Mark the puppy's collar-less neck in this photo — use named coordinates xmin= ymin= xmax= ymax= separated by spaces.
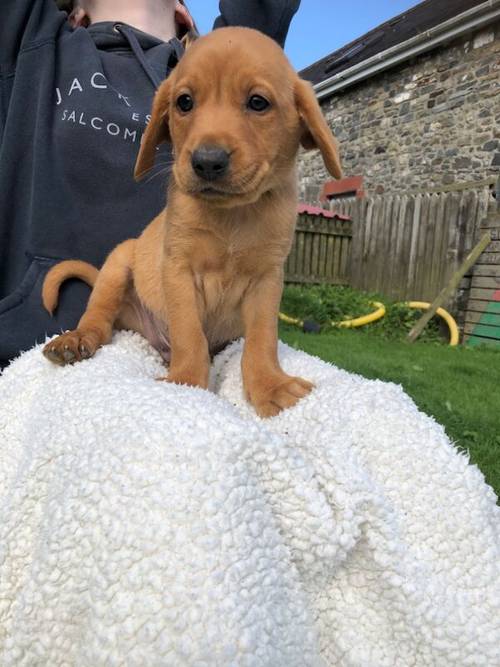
xmin=168 ymin=179 xmax=297 ymax=233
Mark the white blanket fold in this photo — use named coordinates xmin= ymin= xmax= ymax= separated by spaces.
xmin=0 ymin=332 xmax=499 ymax=666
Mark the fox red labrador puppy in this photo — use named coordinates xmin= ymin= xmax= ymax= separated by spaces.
xmin=42 ymin=27 xmax=342 ymax=417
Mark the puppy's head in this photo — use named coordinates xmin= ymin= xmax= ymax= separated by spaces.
xmin=135 ymin=27 xmax=342 ymax=206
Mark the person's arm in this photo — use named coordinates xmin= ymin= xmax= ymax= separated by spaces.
xmin=1 ymin=1 xmax=63 ymax=142
xmin=1 ymin=0 xmax=62 ymax=71
xmin=213 ymin=0 xmax=301 ymax=48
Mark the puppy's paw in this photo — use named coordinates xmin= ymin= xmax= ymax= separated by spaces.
xmin=157 ymin=368 xmax=209 ymax=390
xmin=43 ymin=329 xmax=101 ymax=366
xmin=247 ymin=374 xmax=314 ymax=418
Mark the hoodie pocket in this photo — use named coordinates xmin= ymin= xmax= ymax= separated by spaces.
xmin=0 ymin=256 xmax=91 ymax=363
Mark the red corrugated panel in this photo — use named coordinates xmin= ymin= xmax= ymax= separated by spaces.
xmin=297 ymin=203 xmax=351 ymax=220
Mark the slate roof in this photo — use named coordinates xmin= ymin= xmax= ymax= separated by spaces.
xmin=299 ymin=0 xmax=488 ymax=85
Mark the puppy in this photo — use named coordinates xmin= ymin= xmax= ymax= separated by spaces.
xmin=42 ymin=27 xmax=342 ymax=417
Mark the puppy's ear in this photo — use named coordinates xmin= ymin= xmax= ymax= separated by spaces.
xmin=134 ymin=79 xmax=172 ymax=181
xmin=180 ymin=29 xmax=198 ymax=51
xmin=295 ymin=78 xmax=342 ymax=180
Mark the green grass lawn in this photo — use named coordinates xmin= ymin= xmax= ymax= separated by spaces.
xmin=279 ymin=325 xmax=500 ymax=497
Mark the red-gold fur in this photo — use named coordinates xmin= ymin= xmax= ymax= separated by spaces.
xmin=42 ymin=27 xmax=341 ymax=417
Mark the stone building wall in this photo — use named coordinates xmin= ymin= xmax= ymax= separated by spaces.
xmin=298 ymin=22 xmax=500 ymax=202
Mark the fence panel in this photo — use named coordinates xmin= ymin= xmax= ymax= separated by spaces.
xmin=342 ymin=188 xmax=492 ymax=307
xmin=285 ymin=212 xmax=352 ymax=284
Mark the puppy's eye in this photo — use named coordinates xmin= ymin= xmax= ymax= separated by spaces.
xmin=176 ymin=94 xmax=194 ymax=113
xmin=247 ymin=95 xmax=271 ymax=113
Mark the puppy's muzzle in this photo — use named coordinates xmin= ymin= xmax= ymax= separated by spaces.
xmin=191 ymin=145 xmax=230 ymax=182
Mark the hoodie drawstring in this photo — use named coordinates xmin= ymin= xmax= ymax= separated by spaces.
xmin=115 ymin=23 xmax=184 ymax=90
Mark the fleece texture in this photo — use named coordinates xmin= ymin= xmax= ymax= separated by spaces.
xmin=0 ymin=331 xmax=499 ymax=666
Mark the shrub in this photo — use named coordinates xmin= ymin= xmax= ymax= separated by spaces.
xmin=280 ymin=284 xmax=442 ymax=342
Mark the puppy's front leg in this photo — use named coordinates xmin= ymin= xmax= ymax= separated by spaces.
xmin=160 ymin=266 xmax=210 ymax=389
xmin=241 ymin=270 xmax=313 ymax=418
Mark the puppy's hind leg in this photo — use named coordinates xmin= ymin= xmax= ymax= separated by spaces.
xmin=44 ymin=240 xmax=135 ymax=366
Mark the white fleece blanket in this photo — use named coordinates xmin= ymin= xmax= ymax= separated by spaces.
xmin=0 ymin=332 xmax=499 ymax=667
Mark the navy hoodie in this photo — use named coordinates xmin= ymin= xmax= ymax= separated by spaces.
xmin=0 ymin=0 xmax=300 ymax=367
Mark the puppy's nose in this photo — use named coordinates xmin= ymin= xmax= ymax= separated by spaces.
xmin=191 ymin=145 xmax=230 ymax=181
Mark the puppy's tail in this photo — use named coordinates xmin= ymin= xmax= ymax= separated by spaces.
xmin=42 ymin=260 xmax=99 ymax=315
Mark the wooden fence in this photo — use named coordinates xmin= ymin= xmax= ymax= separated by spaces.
xmin=287 ymin=185 xmax=499 ymax=343
xmin=345 ymin=189 xmax=491 ymax=308
xmin=285 ymin=208 xmax=352 ymax=285
xmin=290 ymin=186 xmax=493 ymax=298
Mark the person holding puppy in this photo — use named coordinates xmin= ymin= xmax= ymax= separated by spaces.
xmin=0 ymin=0 xmax=300 ymax=369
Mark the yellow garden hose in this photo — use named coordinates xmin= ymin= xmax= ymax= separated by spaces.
xmin=336 ymin=301 xmax=386 ymax=328
xmin=278 ymin=312 xmax=305 ymax=327
xmin=279 ymin=300 xmax=459 ymax=346
xmin=279 ymin=301 xmax=385 ymax=329
xmin=405 ymin=301 xmax=459 ymax=346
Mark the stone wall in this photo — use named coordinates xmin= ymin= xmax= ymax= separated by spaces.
xmin=298 ymin=21 xmax=500 ymax=202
